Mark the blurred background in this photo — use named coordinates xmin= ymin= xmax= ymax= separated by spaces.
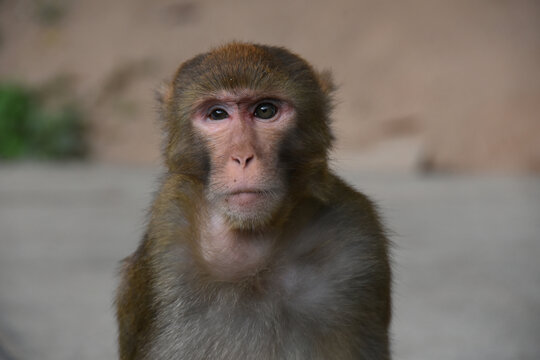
xmin=0 ymin=0 xmax=539 ymax=359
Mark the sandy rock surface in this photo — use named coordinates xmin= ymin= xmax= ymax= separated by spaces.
xmin=0 ymin=0 xmax=539 ymax=172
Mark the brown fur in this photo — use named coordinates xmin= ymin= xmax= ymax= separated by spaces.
xmin=116 ymin=42 xmax=391 ymax=360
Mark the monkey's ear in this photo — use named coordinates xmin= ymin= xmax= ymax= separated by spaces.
xmin=316 ymin=70 xmax=336 ymax=96
xmin=155 ymin=81 xmax=173 ymax=107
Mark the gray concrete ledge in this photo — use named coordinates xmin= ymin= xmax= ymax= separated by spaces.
xmin=0 ymin=164 xmax=539 ymax=360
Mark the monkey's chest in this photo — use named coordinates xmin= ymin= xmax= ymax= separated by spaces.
xmin=149 ymin=259 xmax=355 ymax=360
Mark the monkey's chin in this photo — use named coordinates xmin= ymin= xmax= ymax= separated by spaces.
xmin=222 ymin=192 xmax=281 ymax=230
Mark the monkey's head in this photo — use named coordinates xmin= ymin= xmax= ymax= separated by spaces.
xmin=159 ymin=42 xmax=335 ymax=230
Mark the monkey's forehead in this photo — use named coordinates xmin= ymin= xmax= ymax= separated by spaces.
xmin=172 ymin=42 xmax=320 ymax=95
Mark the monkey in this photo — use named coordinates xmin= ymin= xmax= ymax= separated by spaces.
xmin=115 ymin=42 xmax=392 ymax=360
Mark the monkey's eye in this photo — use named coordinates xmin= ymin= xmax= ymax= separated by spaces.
xmin=254 ymin=103 xmax=277 ymax=120
xmin=209 ymin=108 xmax=229 ymax=121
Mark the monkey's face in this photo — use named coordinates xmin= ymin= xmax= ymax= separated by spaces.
xmin=161 ymin=43 xmax=335 ymax=229
xmin=192 ymin=90 xmax=295 ymax=230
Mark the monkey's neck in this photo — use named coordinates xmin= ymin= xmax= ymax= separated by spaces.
xmin=198 ymin=212 xmax=277 ymax=281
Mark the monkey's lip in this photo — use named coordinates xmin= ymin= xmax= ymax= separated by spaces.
xmin=225 ymin=190 xmax=267 ymax=205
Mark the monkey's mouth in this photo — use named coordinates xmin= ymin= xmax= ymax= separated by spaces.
xmin=223 ymin=189 xmax=275 ymax=209
xmin=226 ymin=190 xmax=266 ymax=205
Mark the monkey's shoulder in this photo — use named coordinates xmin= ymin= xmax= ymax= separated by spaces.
xmin=115 ymin=239 xmax=158 ymax=359
xmin=312 ymin=174 xmax=386 ymax=241
xmin=275 ymin=180 xmax=389 ymax=308
xmin=116 ymin=237 xmax=157 ymax=309
xmin=284 ymin=195 xmax=387 ymax=273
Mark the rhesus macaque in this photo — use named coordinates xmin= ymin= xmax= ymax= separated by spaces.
xmin=116 ymin=42 xmax=391 ymax=360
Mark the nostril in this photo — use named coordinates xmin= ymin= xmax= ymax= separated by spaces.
xmin=232 ymin=156 xmax=242 ymax=165
xmin=231 ymin=154 xmax=254 ymax=168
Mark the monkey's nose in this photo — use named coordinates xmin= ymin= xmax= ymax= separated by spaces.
xmin=231 ymin=154 xmax=254 ymax=168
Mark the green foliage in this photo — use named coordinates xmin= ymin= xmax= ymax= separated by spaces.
xmin=0 ymin=83 xmax=87 ymax=160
